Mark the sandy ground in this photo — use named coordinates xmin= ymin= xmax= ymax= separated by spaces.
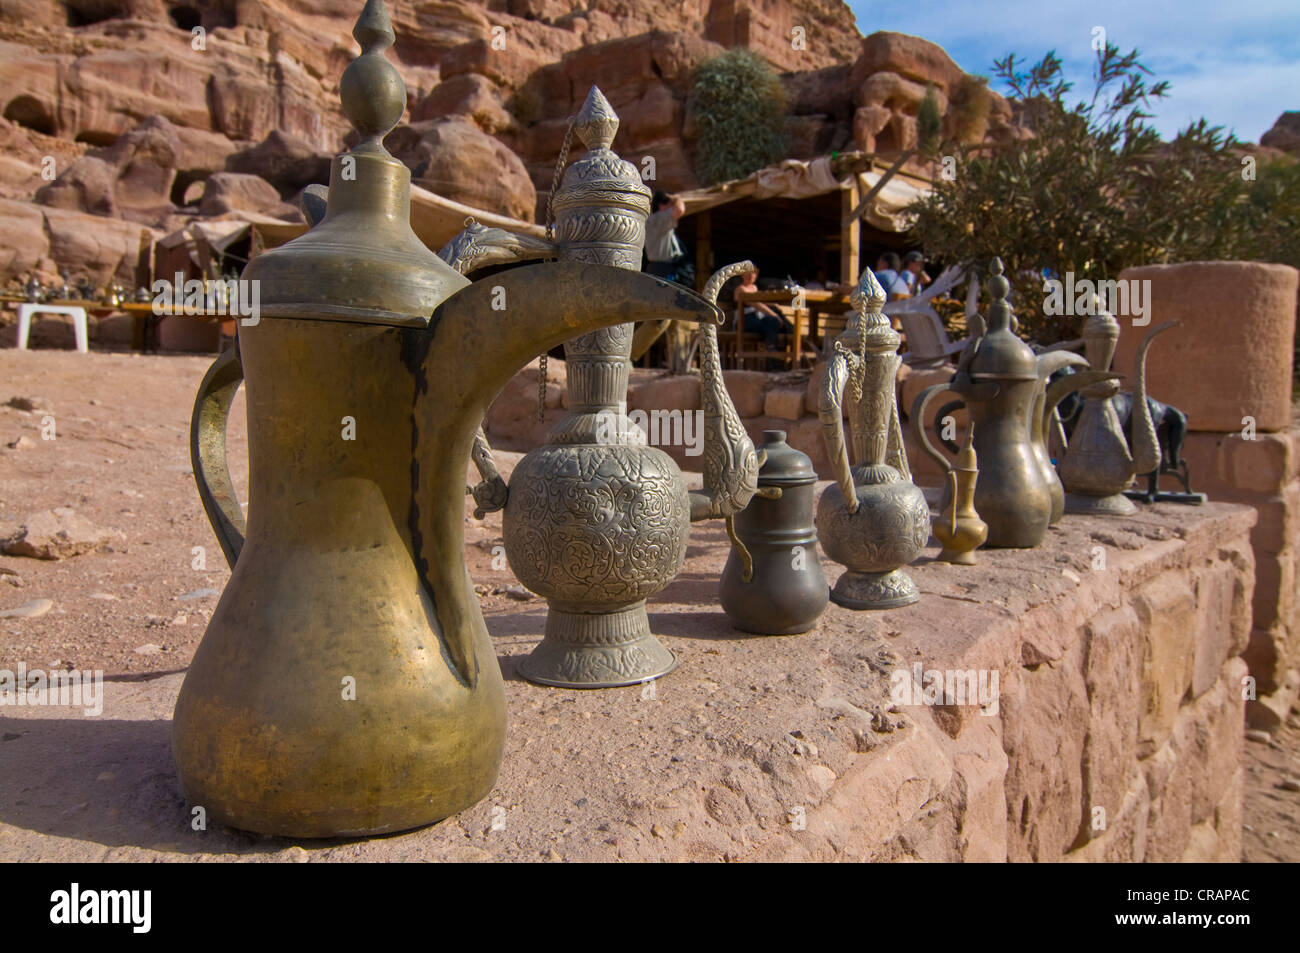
xmin=0 ymin=346 xmax=1296 ymax=861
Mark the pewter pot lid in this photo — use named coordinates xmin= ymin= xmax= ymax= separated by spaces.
xmin=757 ymin=430 xmax=817 ymax=487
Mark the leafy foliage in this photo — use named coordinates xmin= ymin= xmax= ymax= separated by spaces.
xmin=688 ymin=49 xmax=788 ymax=186
xmin=907 ymin=43 xmax=1300 ymax=347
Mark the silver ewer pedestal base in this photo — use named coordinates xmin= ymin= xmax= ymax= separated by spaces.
xmin=517 ymin=601 xmax=678 ymax=689
xmin=1063 ymin=491 xmax=1138 ymax=516
xmin=829 ymin=568 xmax=919 ymax=610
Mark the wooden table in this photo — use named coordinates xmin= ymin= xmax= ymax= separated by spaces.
xmin=733 ymin=289 xmax=813 ymax=369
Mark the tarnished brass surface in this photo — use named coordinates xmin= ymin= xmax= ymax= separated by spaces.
xmin=816 ymin=271 xmax=930 ymax=610
xmin=179 ymin=0 xmax=723 ymax=836
xmin=484 ymin=88 xmax=751 ymax=689
xmin=932 ymin=424 xmax=987 ymax=565
xmin=1060 ymin=309 xmax=1178 ymax=515
xmin=910 ymin=259 xmax=1108 ymax=548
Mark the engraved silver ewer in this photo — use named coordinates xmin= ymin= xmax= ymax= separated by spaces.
xmin=816 ymin=271 xmax=930 ymax=609
xmin=445 ymin=88 xmax=760 ymax=687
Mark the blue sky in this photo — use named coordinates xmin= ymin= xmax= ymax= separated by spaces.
xmin=844 ymin=0 xmax=1300 ymax=143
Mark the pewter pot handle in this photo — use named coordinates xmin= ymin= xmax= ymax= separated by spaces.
xmin=190 ymin=344 xmax=246 ymax=568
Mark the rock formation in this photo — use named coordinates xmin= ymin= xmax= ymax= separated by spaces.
xmin=0 ymin=1 xmax=1046 ymax=287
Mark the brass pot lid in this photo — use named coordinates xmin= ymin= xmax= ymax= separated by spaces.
xmin=242 ymin=0 xmax=468 ymax=327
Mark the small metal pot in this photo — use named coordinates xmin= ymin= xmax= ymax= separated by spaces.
xmin=720 ymin=430 xmax=829 ymax=634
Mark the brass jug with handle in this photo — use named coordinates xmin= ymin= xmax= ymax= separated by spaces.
xmin=910 ymin=259 xmax=1109 ymax=548
xmin=179 ymin=0 xmax=723 ymax=837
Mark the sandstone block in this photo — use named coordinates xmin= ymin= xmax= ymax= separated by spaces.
xmin=1229 ymin=431 xmax=1297 ymax=492
xmin=1134 ymin=573 xmax=1197 ymax=754
xmin=1252 ymin=547 xmax=1295 ymax=630
xmin=1000 ymin=641 xmax=1089 ymax=862
xmin=764 ymin=387 xmax=806 ymax=421
xmin=721 ymin=370 xmax=768 ymax=418
xmin=1192 ymin=565 xmax=1250 ymax=698
xmin=627 ymin=374 xmax=701 ymax=412
xmin=1115 ymin=262 xmax=1299 ymax=432
xmin=1081 ymin=605 xmax=1142 ymax=829
xmin=1241 ymin=625 xmax=1286 ymax=697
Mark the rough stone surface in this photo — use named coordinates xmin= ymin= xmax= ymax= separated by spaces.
xmin=2 ymin=507 xmax=115 ymax=560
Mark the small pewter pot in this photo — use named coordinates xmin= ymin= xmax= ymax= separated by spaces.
xmin=720 ymin=430 xmax=828 ymax=634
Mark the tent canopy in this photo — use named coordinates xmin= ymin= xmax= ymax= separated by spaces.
xmin=678 ymin=156 xmax=932 ymax=234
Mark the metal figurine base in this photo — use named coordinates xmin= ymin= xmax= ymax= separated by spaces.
xmin=1124 ymin=489 xmax=1208 ymax=505
xmin=830 ymin=568 xmax=919 ymax=610
xmin=518 ymin=601 xmax=678 ymax=689
xmin=1064 ymin=491 xmax=1139 ymax=516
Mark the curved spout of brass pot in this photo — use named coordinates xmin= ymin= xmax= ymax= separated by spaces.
xmin=412 ymin=261 xmax=722 ymax=683
xmin=1128 ymin=320 xmax=1178 ymax=477
xmin=437 ymin=219 xmax=560 ymax=518
xmin=1032 ymin=350 xmax=1091 ymax=447
xmin=689 ymin=261 xmax=765 ymax=522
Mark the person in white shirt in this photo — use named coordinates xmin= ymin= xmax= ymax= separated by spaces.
xmin=871 ymin=253 xmax=910 ymax=299
xmin=645 ymin=190 xmax=686 ymax=282
xmin=902 ymin=250 xmax=931 ymax=295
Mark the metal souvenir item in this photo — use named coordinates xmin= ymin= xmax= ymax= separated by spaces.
xmin=911 ymin=259 xmax=1108 ymax=548
xmin=932 ymin=423 xmax=988 ymax=564
xmin=720 ymin=429 xmax=829 ymax=634
xmin=1058 ymin=305 xmax=1178 ymax=514
xmin=816 ymin=271 xmax=930 ymax=609
xmin=176 ymin=1 xmax=721 ymax=838
xmin=445 ymin=91 xmax=757 ymax=689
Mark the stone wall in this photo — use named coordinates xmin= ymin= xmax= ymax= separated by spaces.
xmin=1112 ymin=262 xmax=1299 ymax=730
xmin=459 ymin=445 xmax=1256 ymax=860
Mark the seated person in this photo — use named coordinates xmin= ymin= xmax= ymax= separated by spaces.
xmin=871 ymin=253 xmax=911 ymax=300
xmin=736 ymin=267 xmax=791 ymax=349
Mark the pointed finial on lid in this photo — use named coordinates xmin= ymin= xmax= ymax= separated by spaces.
xmin=340 ymin=0 xmax=404 ymax=154
xmin=853 ymin=268 xmax=887 ymax=311
xmin=987 ymin=256 xmax=1012 ymax=331
xmin=574 ymin=86 xmax=619 ymax=152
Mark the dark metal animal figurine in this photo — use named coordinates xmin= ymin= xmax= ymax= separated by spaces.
xmin=1052 ymin=370 xmax=1205 ymax=504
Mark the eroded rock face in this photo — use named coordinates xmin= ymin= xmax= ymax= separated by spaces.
xmin=389 ymin=117 xmax=537 ymax=222
xmin=1261 ymin=111 xmax=1300 ymax=155
xmin=35 ymin=114 xmax=180 ymax=226
xmin=0 ymin=1 xmax=1031 ymax=285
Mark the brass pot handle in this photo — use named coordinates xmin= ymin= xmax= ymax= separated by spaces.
xmin=910 ymin=383 xmax=963 ymax=475
xmin=190 ymin=344 xmax=246 ymax=568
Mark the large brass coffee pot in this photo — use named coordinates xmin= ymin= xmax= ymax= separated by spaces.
xmin=177 ymin=1 xmax=721 ymax=837
xmin=910 ymin=259 xmax=1105 ymax=548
